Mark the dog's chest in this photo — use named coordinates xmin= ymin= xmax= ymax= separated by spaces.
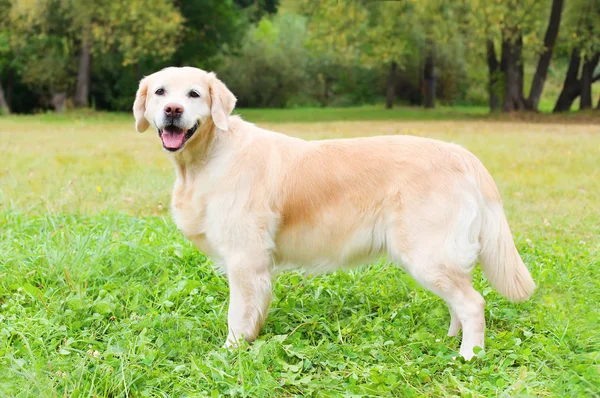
xmin=171 ymin=183 xmax=213 ymax=255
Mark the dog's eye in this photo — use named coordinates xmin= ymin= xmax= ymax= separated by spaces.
xmin=155 ymin=88 xmax=165 ymax=95
xmin=188 ymin=90 xmax=200 ymax=98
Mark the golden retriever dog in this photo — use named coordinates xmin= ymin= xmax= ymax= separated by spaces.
xmin=133 ymin=67 xmax=535 ymax=360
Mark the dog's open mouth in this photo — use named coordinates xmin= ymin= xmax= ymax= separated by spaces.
xmin=158 ymin=123 xmax=199 ymax=151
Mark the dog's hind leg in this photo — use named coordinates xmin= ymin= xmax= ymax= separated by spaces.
xmin=394 ymin=245 xmax=485 ymax=359
xmin=388 ymin=186 xmax=485 ymax=359
xmin=413 ymin=264 xmax=485 ymax=360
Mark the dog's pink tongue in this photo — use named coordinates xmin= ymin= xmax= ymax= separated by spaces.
xmin=161 ymin=130 xmax=185 ymax=149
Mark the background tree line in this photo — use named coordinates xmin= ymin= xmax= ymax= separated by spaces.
xmin=0 ymin=0 xmax=598 ymax=114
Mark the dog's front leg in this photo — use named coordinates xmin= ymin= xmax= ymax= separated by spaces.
xmin=223 ymin=251 xmax=272 ymax=347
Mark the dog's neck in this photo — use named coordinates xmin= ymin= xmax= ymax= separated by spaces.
xmin=169 ymin=118 xmax=218 ymax=181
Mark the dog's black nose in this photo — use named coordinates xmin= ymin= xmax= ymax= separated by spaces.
xmin=164 ymin=103 xmax=183 ymax=118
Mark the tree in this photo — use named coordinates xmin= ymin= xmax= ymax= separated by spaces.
xmin=303 ymin=0 xmax=413 ymax=108
xmin=553 ymin=0 xmax=600 ymax=112
xmin=469 ymin=0 xmax=563 ymax=112
xmin=369 ymin=0 xmax=467 ymax=109
xmin=526 ymin=0 xmax=564 ymax=110
xmin=59 ymin=0 xmax=97 ymax=108
xmin=218 ymin=14 xmax=311 ymax=108
xmin=4 ymin=0 xmax=183 ymax=111
xmin=301 ymin=0 xmax=471 ymax=109
xmin=302 ymin=0 xmax=376 ymax=105
xmin=386 ymin=61 xmax=398 ymax=109
xmin=85 ymin=0 xmax=184 ymax=106
xmin=0 ymin=15 xmax=11 ymax=114
xmin=171 ymin=0 xmax=247 ymax=69
xmin=486 ymin=40 xmax=500 ymax=111
xmin=234 ymin=0 xmax=279 ymax=22
xmin=408 ymin=0 xmax=465 ymax=110
xmin=580 ymin=52 xmax=600 ymax=109
xmin=0 ymin=84 xmax=9 ymax=114
xmin=363 ymin=1 xmax=410 ymax=109
xmin=553 ymin=48 xmax=583 ymax=112
xmin=501 ymin=30 xmax=525 ymax=112
xmin=7 ymin=0 xmax=75 ymax=111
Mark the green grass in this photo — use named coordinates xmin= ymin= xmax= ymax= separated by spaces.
xmin=236 ymin=105 xmax=490 ymax=123
xmin=1 ymin=110 xmax=599 ymax=396
xmin=5 ymin=103 xmax=597 ymax=127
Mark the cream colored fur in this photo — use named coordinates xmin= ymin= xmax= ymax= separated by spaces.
xmin=133 ymin=67 xmax=536 ymax=360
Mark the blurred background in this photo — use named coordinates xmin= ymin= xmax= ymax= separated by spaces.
xmin=1 ymin=2 xmax=600 ymax=395
xmin=0 ymin=0 xmax=599 ymax=115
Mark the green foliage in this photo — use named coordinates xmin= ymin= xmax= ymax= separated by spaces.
xmin=559 ymin=0 xmax=600 ymax=55
xmin=0 ymin=0 xmax=184 ymax=112
xmin=300 ymin=0 xmax=478 ymax=107
xmin=17 ymin=36 xmax=75 ymax=93
xmin=171 ymin=0 xmax=247 ymax=69
xmin=302 ymin=0 xmax=371 ymax=67
xmin=1 ymin=0 xmax=598 ymax=112
xmin=218 ymin=14 xmax=312 ymax=108
xmin=91 ymin=0 xmax=184 ymax=66
xmin=235 ymin=0 xmax=279 ymax=22
xmin=0 ymin=0 xmax=283 ymax=113
xmin=6 ymin=0 xmax=74 ymax=93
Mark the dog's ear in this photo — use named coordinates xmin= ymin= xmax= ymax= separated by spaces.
xmin=133 ymin=77 xmax=150 ymax=133
xmin=209 ymin=73 xmax=236 ymax=131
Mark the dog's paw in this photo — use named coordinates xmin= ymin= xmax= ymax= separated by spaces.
xmin=222 ymin=336 xmax=248 ymax=350
xmin=222 ymin=339 xmax=236 ymax=349
xmin=458 ymin=345 xmax=484 ymax=361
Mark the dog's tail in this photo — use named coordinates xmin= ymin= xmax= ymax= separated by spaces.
xmin=478 ymin=200 xmax=535 ymax=302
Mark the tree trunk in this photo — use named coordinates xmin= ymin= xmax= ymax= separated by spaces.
xmin=423 ymin=48 xmax=435 ymax=109
xmin=386 ymin=61 xmax=397 ymax=109
xmin=579 ymin=52 xmax=600 ymax=110
xmin=553 ymin=48 xmax=582 ymax=112
xmin=501 ymin=31 xmax=525 ymax=112
xmin=487 ymin=40 xmax=500 ymax=112
xmin=324 ymin=75 xmax=333 ymax=106
xmin=134 ymin=63 xmax=141 ymax=80
xmin=5 ymin=67 xmax=13 ymax=107
xmin=51 ymin=92 xmax=67 ymax=113
xmin=74 ymin=39 xmax=92 ymax=108
xmin=0 ymin=82 xmax=10 ymax=115
xmin=526 ymin=0 xmax=564 ymax=110
xmin=597 ymin=93 xmax=600 ymax=109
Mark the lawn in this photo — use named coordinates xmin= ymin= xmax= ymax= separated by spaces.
xmin=0 ymin=108 xmax=599 ymax=397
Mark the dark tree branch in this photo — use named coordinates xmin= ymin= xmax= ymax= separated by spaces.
xmin=580 ymin=52 xmax=600 ymax=110
xmin=553 ymin=48 xmax=582 ymax=112
xmin=0 ymin=82 xmax=10 ymax=115
xmin=526 ymin=0 xmax=564 ymax=110
xmin=423 ymin=45 xmax=435 ymax=109
xmin=74 ymin=35 xmax=92 ymax=108
xmin=487 ymin=39 xmax=500 ymax=111
xmin=501 ymin=30 xmax=525 ymax=112
xmin=386 ymin=61 xmax=397 ymax=109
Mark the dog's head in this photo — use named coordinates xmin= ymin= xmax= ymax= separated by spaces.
xmin=133 ymin=67 xmax=236 ymax=152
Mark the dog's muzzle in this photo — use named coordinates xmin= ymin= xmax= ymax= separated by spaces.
xmin=158 ymin=122 xmax=199 ymax=152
